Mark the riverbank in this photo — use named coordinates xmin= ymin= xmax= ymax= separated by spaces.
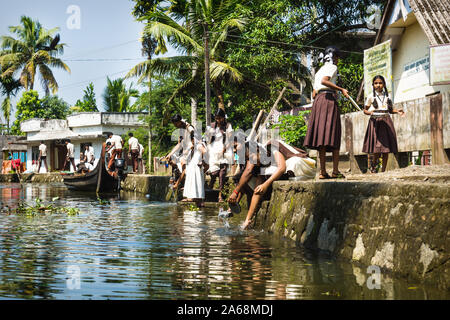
xmin=253 ymin=164 xmax=450 ymax=290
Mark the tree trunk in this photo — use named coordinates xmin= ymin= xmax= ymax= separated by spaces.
xmin=213 ymin=82 xmax=225 ymax=111
xmin=204 ymin=24 xmax=211 ymax=127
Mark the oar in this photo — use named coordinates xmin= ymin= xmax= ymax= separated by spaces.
xmin=347 ymin=95 xmax=362 ymax=111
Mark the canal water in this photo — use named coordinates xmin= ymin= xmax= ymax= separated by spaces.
xmin=0 ymin=183 xmax=447 ymax=300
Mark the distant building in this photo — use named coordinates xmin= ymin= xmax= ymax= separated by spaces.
xmin=357 ymin=0 xmax=450 ymax=103
xmin=21 ymin=112 xmax=147 ymax=172
xmin=0 ymin=135 xmax=28 ymax=173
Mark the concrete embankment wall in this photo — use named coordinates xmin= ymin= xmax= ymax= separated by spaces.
xmin=0 ymin=173 xmax=63 ymax=183
xmin=120 ymin=174 xmax=171 ymax=201
xmin=254 ymin=180 xmax=449 ymax=290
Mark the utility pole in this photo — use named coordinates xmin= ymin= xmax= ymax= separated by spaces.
xmin=148 ymin=71 xmax=152 ymax=173
xmin=203 ymin=22 xmax=211 ymax=127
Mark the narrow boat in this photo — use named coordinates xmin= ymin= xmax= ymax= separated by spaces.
xmin=62 ymin=143 xmax=118 ymax=192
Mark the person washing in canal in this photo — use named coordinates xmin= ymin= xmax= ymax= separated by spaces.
xmin=181 ymin=135 xmax=207 ymax=207
xmin=164 ymin=115 xmax=200 ymax=191
xmin=228 ymin=139 xmax=316 ymax=229
xmin=303 ymin=46 xmax=349 ymax=180
xmin=362 ymin=75 xmax=405 ymax=173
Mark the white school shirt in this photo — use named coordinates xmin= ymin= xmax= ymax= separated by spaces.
xmin=138 ymin=144 xmax=144 ymax=157
xmin=313 ymin=62 xmax=338 ymax=92
xmin=128 ymin=136 xmax=139 ymax=150
xmin=110 ymin=135 xmax=123 ymax=149
xmin=84 ymin=146 xmax=94 ymax=163
xmin=365 ymin=93 xmax=391 ymax=113
xmin=67 ymin=143 xmax=74 ymax=158
xmin=39 ymin=144 xmax=47 ymax=157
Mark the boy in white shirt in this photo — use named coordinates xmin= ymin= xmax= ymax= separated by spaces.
xmin=128 ymin=132 xmax=140 ymax=173
xmin=37 ymin=141 xmax=48 ymax=173
xmin=63 ymin=139 xmax=76 ymax=172
xmin=106 ymin=133 xmax=123 ymax=171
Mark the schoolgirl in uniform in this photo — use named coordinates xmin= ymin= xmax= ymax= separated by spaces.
xmin=205 ymin=108 xmax=233 ymax=202
xmin=303 ymin=46 xmax=349 ymax=179
xmin=362 ymin=75 xmax=404 ymax=173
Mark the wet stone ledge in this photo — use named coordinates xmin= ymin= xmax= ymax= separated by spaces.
xmin=0 ymin=173 xmax=63 ymax=183
xmin=120 ymin=174 xmax=171 ymax=201
xmin=254 ymin=180 xmax=449 ymax=290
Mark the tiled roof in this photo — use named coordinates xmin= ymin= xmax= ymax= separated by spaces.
xmin=408 ymin=0 xmax=450 ymax=45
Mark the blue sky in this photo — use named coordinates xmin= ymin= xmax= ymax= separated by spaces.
xmin=0 ymin=0 xmax=176 ymax=117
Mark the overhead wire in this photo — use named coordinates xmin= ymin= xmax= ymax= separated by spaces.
xmin=56 ymin=23 xmax=363 ymax=93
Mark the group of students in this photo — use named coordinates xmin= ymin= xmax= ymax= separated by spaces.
xmin=303 ymin=46 xmax=404 ymax=178
xmin=105 ymin=132 xmax=144 ymax=174
xmin=165 ymin=110 xmax=317 ymax=229
xmin=166 ymin=45 xmax=405 ymax=229
xmin=36 ymin=131 xmax=145 ymax=174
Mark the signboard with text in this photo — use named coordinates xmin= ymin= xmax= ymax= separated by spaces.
xmin=364 ymin=40 xmax=392 ymax=100
xmin=430 ymin=43 xmax=450 ymax=85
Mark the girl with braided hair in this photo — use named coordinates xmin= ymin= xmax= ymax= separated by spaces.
xmin=362 ymin=75 xmax=405 ymax=173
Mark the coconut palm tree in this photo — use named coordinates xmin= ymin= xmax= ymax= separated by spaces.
xmin=126 ymin=0 xmax=246 ymax=126
xmin=0 ymin=16 xmax=70 ymax=95
xmin=102 ymin=77 xmax=139 ymax=112
xmin=0 ymin=65 xmax=22 ymax=134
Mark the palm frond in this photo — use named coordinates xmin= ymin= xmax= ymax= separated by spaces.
xmin=210 ymin=61 xmax=243 ymax=83
xmin=126 ymin=56 xmax=197 ymax=82
xmin=144 ymin=12 xmax=202 ymax=53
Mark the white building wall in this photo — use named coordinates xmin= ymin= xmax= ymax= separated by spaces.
xmin=67 ymin=113 xmax=102 ymax=127
xmin=392 ymin=21 xmax=450 ymax=103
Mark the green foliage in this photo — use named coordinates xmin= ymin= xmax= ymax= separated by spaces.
xmin=102 ymin=77 xmax=139 ymax=112
xmin=337 ymin=53 xmax=364 ymax=113
xmin=272 ymin=112 xmax=310 ymax=149
xmin=72 ymin=82 xmax=98 ymax=112
xmin=0 ymin=16 xmax=70 ymax=94
xmin=128 ymin=0 xmax=387 ymax=146
xmin=133 ymin=74 xmax=194 ymax=157
xmin=0 ymin=70 xmax=22 ymax=133
xmin=11 ymin=90 xmax=69 ymax=135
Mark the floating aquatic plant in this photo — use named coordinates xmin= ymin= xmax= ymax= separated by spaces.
xmin=5 ymin=197 xmax=80 ymax=216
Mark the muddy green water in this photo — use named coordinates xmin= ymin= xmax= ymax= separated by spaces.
xmin=0 ymin=183 xmax=447 ymax=300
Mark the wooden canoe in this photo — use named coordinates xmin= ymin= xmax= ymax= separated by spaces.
xmin=62 ymin=143 xmax=118 ymax=192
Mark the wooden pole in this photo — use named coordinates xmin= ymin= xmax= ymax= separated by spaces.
xmin=248 ymin=110 xmax=265 ymax=142
xmin=204 ymin=24 xmax=211 ymax=127
xmin=255 ymin=87 xmax=287 ymax=141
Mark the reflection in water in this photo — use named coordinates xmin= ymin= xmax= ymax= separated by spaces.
xmin=0 ymin=183 xmax=447 ymax=300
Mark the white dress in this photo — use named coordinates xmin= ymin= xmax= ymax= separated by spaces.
xmin=183 ymin=143 xmax=205 ymax=200
xmin=206 ymin=123 xmax=232 ymax=173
